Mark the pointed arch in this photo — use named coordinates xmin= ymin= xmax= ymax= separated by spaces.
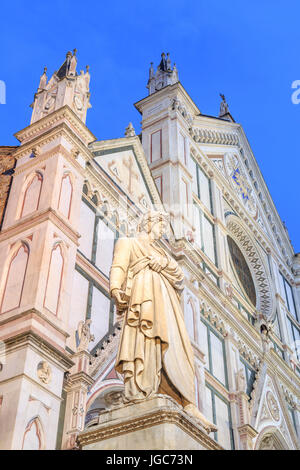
xmin=19 ymin=172 xmax=43 ymax=219
xmin=22 ymin=416 xmax=45 ymax=450
xmin=255 ymin=426 xmax=289 ymax=450
xmin=58 ymin=172 xmax=73 ymax=219
xmin=86 ymin=381 xmax=124 ymax=428
xmin=44 ymin=242 xmax=64 ymax=315
xmin=1 ymin=241 xmax=29 ymax=313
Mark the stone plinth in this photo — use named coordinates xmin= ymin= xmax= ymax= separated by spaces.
xmin=77 ymin=395 xmax=223 ymax=450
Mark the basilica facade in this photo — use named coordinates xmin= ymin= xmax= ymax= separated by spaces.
xmin=0 ymin=51 xmax=299 ymax=450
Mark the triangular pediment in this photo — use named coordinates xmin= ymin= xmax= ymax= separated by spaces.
xmin=90 ymin=137 xmax=162 ymax=213
xmin=250 ymin=366 xmax=298 ymax=449
xmin=204 ymin=137 xmax=293 ymax=262
xmin=210 ymin=152 xmax=272 ymax=235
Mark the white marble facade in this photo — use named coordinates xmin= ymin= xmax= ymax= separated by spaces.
xmin=0 ymin=51 xmax=299 ymax=450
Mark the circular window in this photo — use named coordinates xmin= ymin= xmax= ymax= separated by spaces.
xmin=227 ymin=236 xmax=256 ymax=307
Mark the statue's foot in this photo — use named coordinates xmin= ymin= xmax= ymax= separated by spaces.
xmin=183 ymin=403 xmax=217 ymax=434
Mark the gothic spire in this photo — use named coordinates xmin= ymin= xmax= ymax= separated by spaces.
xmin=125 ymin=122 xmax=136 ymax=137
xmin=56 ymin=50 xmax=78 ymax=80
xmin=30 ymin=50 xmax=91 ymax=125
xmin=166 ymin=52 xmax=172 ymax=71
xmin=159 ymin=52 xmax=168 ymax=72
xmin=147 ymin=52 xmax=179 ymax=95
xmin=38 ymin=67 xmax=47 ymax=90
xmin=149 ymin=62 xmax=154 ymax=80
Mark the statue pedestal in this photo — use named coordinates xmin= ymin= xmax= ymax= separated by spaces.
xmin=77 ymin=395 xmax=223 ymax=450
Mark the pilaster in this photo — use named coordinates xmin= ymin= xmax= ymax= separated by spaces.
xmin=61 ymin=350 xmax=94 ymax=449
xmin=0 ymin=53 xmax=94 ymax=449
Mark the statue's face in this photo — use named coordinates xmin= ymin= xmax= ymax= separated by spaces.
xmin=151 ymin=219 xmax=165 ymax=239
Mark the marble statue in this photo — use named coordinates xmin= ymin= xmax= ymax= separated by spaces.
xmin=76 ymin=319 xmax=95 ymax=352
xmin=219 ymin=93 xmax=229 ymax=117
xmin=110 ymin=210 xmax=216 ymax=433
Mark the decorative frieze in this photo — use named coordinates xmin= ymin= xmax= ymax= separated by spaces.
xmin=237 ymin=339 xmax=260 ymax=370
xmin=89 ymin=322 xmax=122 ymax=378
xmin=200 ymin=300 xmax=227 ymax=336
xmin=189 ymin=126 xmax=240 ymax=146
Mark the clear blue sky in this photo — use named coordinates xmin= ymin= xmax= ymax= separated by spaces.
xmin=1 ymin=1 xmax=299 ymax=252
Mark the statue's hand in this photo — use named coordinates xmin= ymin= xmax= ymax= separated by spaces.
xmin=111 ymin=289 xmax=128 ymax=314
xmin=149 ymin=256 xmax=166 ymax=273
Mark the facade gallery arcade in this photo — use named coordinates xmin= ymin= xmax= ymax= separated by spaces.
xmin=0 ymin=51 xmax=299 ymax=450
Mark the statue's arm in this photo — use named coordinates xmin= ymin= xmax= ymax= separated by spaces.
xmin=109 ymin=237 xmax=131 ymax=295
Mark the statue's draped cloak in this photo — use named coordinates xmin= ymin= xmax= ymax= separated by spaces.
xmin=109 ymin=236 xmax=196 ymax=405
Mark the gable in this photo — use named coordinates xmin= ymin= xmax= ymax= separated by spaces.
xmin=251 ymin=368 xmax=298 ymax=449
xmin=208 ymin=152 xmax=272 ymax=237
xmin=206 ymin=143 xmax=292 ymax=262
xmin=92 ymin=142 xmax=162 ymax=213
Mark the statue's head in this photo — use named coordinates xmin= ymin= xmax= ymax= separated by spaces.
xmin=139 ymin=210 xmax=169 ymax=239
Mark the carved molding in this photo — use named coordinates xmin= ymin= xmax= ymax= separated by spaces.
xmin=15 ymin=105 xmax=96 ymax=146
xmin=238 ymin=339 xmax=260 ymax=370
xmin=89 ymin=323 xmax=122 ymax=378
xmin=189 ymin=126 xmax=240 ymax=146
xmin=200 ymin=300 xmax=227 ymax=336
xmin=77 ymin=401 xmax=223 ymax=450
xmin=226 ymin=216 xmax=275 ymax=318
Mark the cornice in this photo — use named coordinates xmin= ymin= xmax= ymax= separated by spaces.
xmin=77 ymin=399 xmax=223 ymax=450
xmin=3 ymin=329 xmax=74 ymax=370
xmin=64 ymin=371 xmax=94 ymax=390
xmin=14 ymin=143 xmax=87 ymax=182
xmin=14 ymin=105 xmax=96 ymax=146
xmin=0 ymin=307 xmax=69 ymax=340
xmin=134 ymin=82 xmax=200 ymax=116
xmin=0 ymin=207 xmax=80 ymax=246
xmin=0 ymin=373 xmax=63 ymax=402
xmin=190 ymin=125 xmax=240 ymax=147
xmin=76 ymin=252 xmax=110 ymax=292
xmin=149 ymin=157 xmax=193 ymax=180
xmin=13 ymin=123 xmax=95 ymax=169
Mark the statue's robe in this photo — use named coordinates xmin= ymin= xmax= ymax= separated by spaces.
xmin=109 ymin=236 xmax=196 ymax=405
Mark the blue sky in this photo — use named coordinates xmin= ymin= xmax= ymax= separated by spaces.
xmin=1 ymin=0 xmax=299 ymax=251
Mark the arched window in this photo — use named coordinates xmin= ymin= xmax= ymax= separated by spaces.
xmin=44 ymin=243 xmax=64 ymax=315
xmin=58 ymin=174 xmax=73 ymax=219
xmin=20 ymin=173 xmax=43 ymax=218
xmin=22 ymin=417 xmax=44 ymax=450
xmin=1 ymin=243 xmax=29 ymax=313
